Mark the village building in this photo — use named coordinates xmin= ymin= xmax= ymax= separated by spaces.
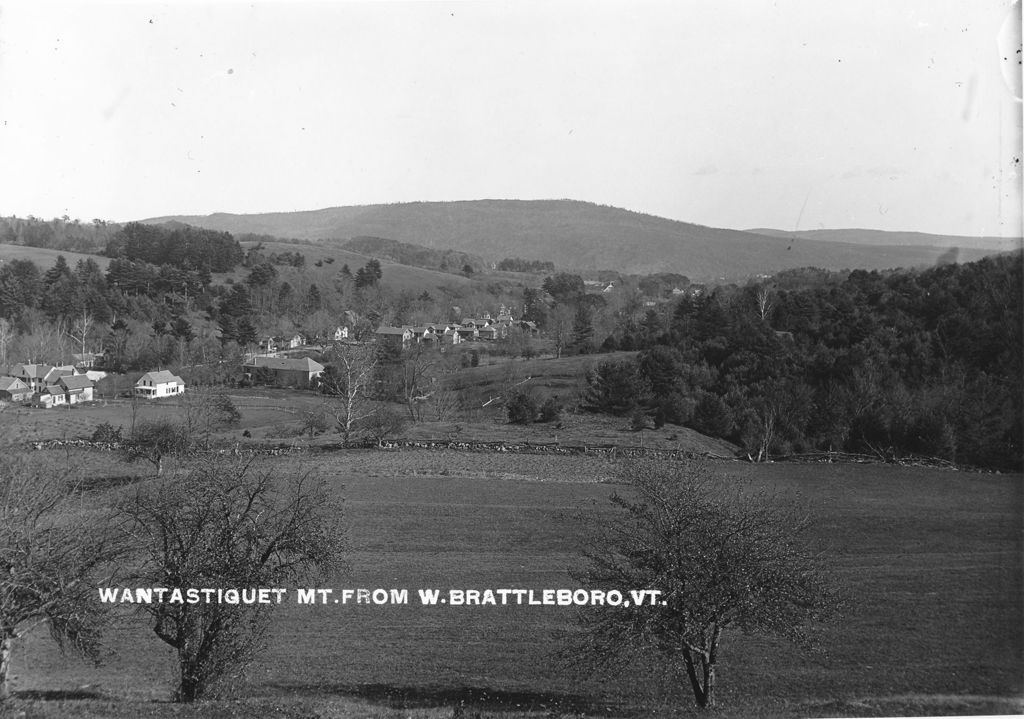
xmin=134 ymin=370 xmax=186 ymax=399
xmin=375 ymin=326 xmax=413 ymax=348
xmin=409 ymin=326 xmax=438 ymax=345
xmin=34 ymin=385 xmax=67 ymax=409
xmin=43 ymin=366 xmax=77 ymax=385
xmin=58 ymin=374 xmax=95 ymax=404
xmin=9 ymin=364 xmax=53 ymax=391
xmin=456 ymin=325 xmax=479 ymax=341
xmin=243 ymin=356 xmax=324 ymax=388
xmin=0 ymin=376 xmax=32 ymax=403
xmin=332 ymin=326 xmax=349 ymax=341
xmin=72 ymin=352 xmax=100 ymax=369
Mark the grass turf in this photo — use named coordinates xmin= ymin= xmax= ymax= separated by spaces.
xmin=6 ymin=455 xmax=1022 ymax=718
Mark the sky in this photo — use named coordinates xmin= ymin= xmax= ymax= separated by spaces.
xmin=0 ymin=0 xmax=1020 ymax=237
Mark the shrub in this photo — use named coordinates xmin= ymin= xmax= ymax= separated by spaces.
xmin=506 ymin=391 xmax=538 ymax=425
xmin=539 ymin=397 xmax=562 ymax=423
xmin=91 ymin=422 xmax=123 ymax=444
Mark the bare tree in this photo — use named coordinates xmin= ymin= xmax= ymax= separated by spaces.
xmin=567 ymin=460 xmax=838 ymax=710
xmin=67 ymin=310 xmax=94 ymax=355
xmin=397 ymin=346 xmax=437 ymax=421
xmin=756 ymin=285 xmax=774 ymax=322
xmin=548 ymin=304 xmax=575 ymax=359
xmin=123 ymin=419 xmax=191 ymax=476
xmin=118 ymin=457 xmax=346 ymax=702
xmin=0 ymin=454 xmax=122 ymax=700
xmin=321 ymin=342 xmax=378 ymax=444
xmin=181 ymin=389 xmax=242 ymax=446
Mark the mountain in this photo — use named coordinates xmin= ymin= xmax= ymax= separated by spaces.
xmin=143 ymin=200 xmax=1008 ymax=279
xmin=748 ymin=228 xmax=1023 ymax=252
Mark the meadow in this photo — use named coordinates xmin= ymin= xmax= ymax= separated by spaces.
xmin=6 ymin=448 xmax=1022 ymax=719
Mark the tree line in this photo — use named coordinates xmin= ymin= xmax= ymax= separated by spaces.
xmin=585 ymin=254 xmax=1022 ymax=470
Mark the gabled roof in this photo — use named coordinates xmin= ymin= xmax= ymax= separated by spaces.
xmin=0 ymin=376 xmax=29 ymax=392
xmin=11 ymin=363 xmax=53 ymax=379
xmin=59 ymin=374 xmax=94 ymax=390
xmin=44 ymin=367 xmax=75 ymax=383
xmin=248 ymin=356 xmax=324 ymax=372
xmin=137 ymin=370 xmax=185 ymax=386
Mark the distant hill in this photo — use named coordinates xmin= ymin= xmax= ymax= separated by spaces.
xmin=749 ymin=228 xmax=1023 ymax=252
xmin=143 ymin=200 xmax=1008 ymax=279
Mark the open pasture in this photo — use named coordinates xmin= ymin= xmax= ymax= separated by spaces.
xmin=0 ymin=243 xmax=111 ymax=270
xmin=8 ymin=452 xmax=1022 ymax=718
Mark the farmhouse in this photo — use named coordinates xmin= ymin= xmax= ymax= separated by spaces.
xmin=0 ymin=376 xmax=32 ymax=403
xmin=43 ymin=366 xmax=77 ymax=385
xmin=58 ymin=374 xmax=95 ymax=403
xmin=34 ymin=385 xmax=67 ymax=408
xmin=244 ymin=356 xmax=324 ymax=388
xmin=134 ymin=370 xmax=186 ymax=399
xmin=333 ymin=326 xmax=349 ymax=340
xmin=9 ymin=363 xmax=53 ymax=391
xmin=375 ymin=326 xmax=412 ymax=348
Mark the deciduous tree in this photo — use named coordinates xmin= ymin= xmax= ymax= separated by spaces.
xmin=0 ymin=454 xmax=122 ymax=700
xmin=118 ymin=457 xmax=345 ymax=702
xmin=568 ymin=460 xmax=837 ymax=710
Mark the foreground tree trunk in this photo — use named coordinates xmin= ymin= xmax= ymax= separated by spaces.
xmin=0 ymin=630 xmax=14 ymax=701
xmin=681 ymin=627 xmax=722 ymax=709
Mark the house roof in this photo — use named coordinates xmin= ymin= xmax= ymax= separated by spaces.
xmin=11 ymin=363 xmax=53 ymax=379
xmin=59 ymin=374 xmax=94 ymax=390
xmin=137 ymin=370 xmax=185 ymax=386
xmin=0 ymin=376 xmax=29 ymax=392
xmin=248 ymin=356 xmax=324 ymax=372
xmin=44 ymin=367 xmax=75 ymax=383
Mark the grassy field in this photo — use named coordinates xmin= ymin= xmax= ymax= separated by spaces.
xmin=0 ymin=243 xmax=111 ymax=270
xmin=235 ymin=239 xmax=483 ymax=295
xmin=5 ymin=450 xmax=1022 ymax=718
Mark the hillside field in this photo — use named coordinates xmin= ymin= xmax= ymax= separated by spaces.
xmin=235 ymin=238 xmax=486 ymax=296
xmin=0 ymin=243 xmax=110 ymax=270
xmin=5 ymin=449 xmax=1022 ymax=719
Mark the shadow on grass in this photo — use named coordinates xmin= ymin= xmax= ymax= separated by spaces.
xmin=268 ymin=682 xmax=612 ymax=714
xmin=15 ymin=688 xmax=107 ymax=701
xmin=76 ymin=474 xmax=146 ymax=491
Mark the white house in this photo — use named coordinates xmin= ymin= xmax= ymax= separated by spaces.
xmin=333 ymin=326 xmax=349 ymax=341
xmin=58 ymin=374 xmax=95 ymax=404
xmin=134 ymin=370 xmax=186 ymax=399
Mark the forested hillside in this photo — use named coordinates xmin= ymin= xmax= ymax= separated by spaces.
xmin=587 ymin=254 xmax=1023 ymax=469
